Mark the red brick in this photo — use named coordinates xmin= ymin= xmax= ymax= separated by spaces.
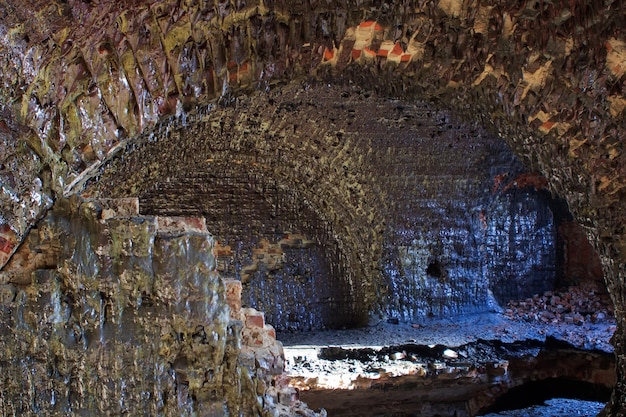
xmin=363 ymin=48 xmax=376 ymax=58
xmin=244 ymin=309 xmax=265 ymax=329
xmin=0 ymin=225 xmax=18 ymax=269
xmin=264 ymin=324 xmax=276 ymax=340
xmin=0 ymin=236 xmax=15 ymax=254
xmin=156 ymin=216 xmax=208 ymax=234
xmin=390 ymin=42 xmax=404 ymax=57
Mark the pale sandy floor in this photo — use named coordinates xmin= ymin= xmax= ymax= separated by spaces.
xmin=278 ymin=311 xmax=615 ymax=352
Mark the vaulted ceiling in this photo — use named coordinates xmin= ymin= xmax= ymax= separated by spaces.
xmin=1 ymin=0 xmax=625 ymax=413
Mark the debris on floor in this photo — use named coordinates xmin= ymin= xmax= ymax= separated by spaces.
xmin=277 ymin=284 xmax=616 ymax=417
xmin=504 ymin=283 xmax=614 ymax=326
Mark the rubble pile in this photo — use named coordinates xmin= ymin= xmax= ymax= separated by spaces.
xmin=504 ymin=283 xmax=615 ymax=326
xmin=285 ymin=338 xmax=614 ymax=417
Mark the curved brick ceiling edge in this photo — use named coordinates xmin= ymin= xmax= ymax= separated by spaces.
xmin=1 ymin=0 xmax=626 ymax=413
xmin=0 ymin=0 xmax=624 ymax=363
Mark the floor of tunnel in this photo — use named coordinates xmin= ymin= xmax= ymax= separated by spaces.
xmin=276 ymin=283 xmax=615 ymax=417
xmin=279 ymin=311 xmax=615 ymax=351
xmin=278 ymin=283 xmax=615 ymax=351
xmin=481 ymin=398 xmax=606 ymax=417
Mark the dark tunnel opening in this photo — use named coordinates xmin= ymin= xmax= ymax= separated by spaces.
xmin=478 ymin=378 xmax=612 ymax=415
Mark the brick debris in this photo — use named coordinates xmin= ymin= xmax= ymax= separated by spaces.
xmin=504 ymin=283 xmax=615 ymax=326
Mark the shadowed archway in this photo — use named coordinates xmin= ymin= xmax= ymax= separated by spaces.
xmin=0 ymin=0 xmax=625 ymax=415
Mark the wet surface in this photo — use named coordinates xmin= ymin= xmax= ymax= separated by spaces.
xmin=1 ymin=1 xmax=626 ymax=415
xmin=481 ymin=398 xmax=605 ymax=417
xmin=93 ymin=82 xmax=578 ymax=332
xmin=279 ymin=307 xmax=615 ymax=417
xmin=0 ymin=199 xmax=279 ymax=416
xmin=279 ymin=308 xmax=615 ymax=352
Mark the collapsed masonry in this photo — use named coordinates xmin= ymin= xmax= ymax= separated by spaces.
xmin=0 ymin=197 xmax=322 ymax=416
xmin=1 ymin=0 xmax=625 ymax=414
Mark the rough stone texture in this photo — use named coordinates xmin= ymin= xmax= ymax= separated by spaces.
xmin=558 ymin=220 xmax=605 ymax=287
xmin=0 ymin=197 xmax=321 ymax=416
xmin=483 ymin=185 xmax=559 ymax=305
xmin=0 ymin=0 xmax=625 ymax=414
xmin=483 ymin=399 xmax=605 ymax=417
xmin=287 ymin=339 xmax=615 ymax=417
xmin=91 ymin=83 xmax=568 ymax=329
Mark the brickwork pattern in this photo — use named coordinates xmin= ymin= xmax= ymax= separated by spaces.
xmin=0 ymin=197 xmax=317 ymax=416
xmin=1 ymin=0 xmax=625 ymax=413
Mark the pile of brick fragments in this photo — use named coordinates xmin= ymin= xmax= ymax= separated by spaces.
xmin=504 ymin=283 xmax=615 ymax=326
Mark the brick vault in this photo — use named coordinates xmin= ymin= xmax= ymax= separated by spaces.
xmin=0 ymin=1 xmax=625 ymax=415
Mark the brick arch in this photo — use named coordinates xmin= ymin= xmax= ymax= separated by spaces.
xmin=138 ymin=156 xmax=370 ymax=331
xmin=90 ymin=73 xmax=572 ymax=329
xmin=1 ymin=0 xmax=625 ymax=414
xmin=90 ymin=83 xmax=391 ymax=328
xmin=2 ymin=1 xmax=624 ymax=250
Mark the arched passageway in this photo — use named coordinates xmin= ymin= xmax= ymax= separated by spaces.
xmin=90 ymin=82 xmax=579 ymax=331
xmin=0 ymin=0 xmax=625 ymax=415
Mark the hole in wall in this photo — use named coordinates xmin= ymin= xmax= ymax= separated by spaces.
xmin=426 ymin=259 xmax=444 ymax=279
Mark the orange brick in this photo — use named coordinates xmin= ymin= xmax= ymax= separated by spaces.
xmin=245 ymin=311 xmax=265 ymax=329
xmin=264 ymin=324 xmax=276 ymax=340
xmin=358 ymin=21 xmax=383 ymax=31
xmin=363 ymin=48 xmax=376 ymax=58
xmin=390 ymin=42 xmax=404 ymax=57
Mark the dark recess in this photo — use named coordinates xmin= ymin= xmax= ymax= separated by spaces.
xmin=478 ymin=378 xmax=611 ymax=415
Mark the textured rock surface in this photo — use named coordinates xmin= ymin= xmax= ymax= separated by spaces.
xmin=505 ymin=282 xmax=614 ymax=328
xmin=281 ymin=306 xmax=616 ymax=416
xmin=0 ymin=0 xmax=625 ymax=415
xmin=89 ymin=83 xmax=568 ymax=328
xmin=0 ymin=197 xmax=323 ymax=416
xmin=287 ymin=338 xmax=615 ymax=417
xmin=482 ymin=399 xmax=606 ymax=417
